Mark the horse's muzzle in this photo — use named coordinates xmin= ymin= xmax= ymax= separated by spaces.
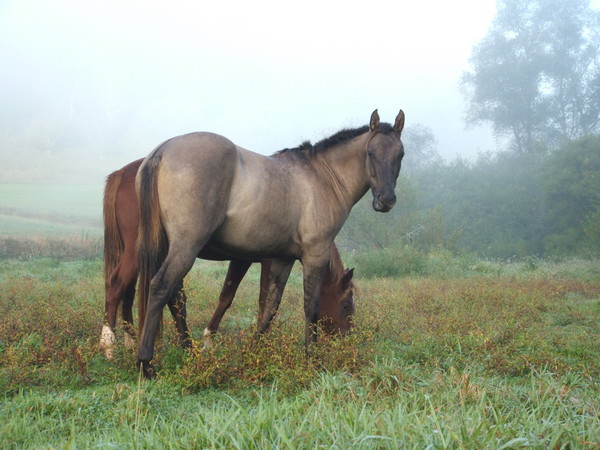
xmin=373 ymin=193 xmax=396 ymax=212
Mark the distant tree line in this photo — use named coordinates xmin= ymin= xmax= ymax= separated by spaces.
xmin=339 ymin=134 xmax=600 ymax=262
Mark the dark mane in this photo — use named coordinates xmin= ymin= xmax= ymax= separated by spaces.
xmin=274 ymin=123 xmax=394 ymax=158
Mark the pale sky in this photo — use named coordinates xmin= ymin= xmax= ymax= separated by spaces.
xmin=1 ymin=0 xmax=501 ymax=165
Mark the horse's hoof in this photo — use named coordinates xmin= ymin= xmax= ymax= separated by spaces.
xmin=181 ymin=336 xmax=193 ymax=350
xmin=138 ymin=361 xmax=156 ymax=380
xmin=124 ymin=332 xmax=136 ymax=349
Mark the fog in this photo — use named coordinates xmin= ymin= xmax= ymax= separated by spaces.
xmin=0 ymin=0 xmax=500 ymax=184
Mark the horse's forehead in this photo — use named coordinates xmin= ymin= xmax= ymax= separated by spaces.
xmin=370 ymin=132 xmax=403 ymax=154
xmin=373 ymin=131 xmax=400 ymax=144
xmin=331 ymin=284 xmax=355 ymax=301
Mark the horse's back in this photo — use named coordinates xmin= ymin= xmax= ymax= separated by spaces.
xmin=159 ymin=132 xmax=237 ymax=163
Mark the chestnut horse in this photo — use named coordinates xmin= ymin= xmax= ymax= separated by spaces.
xmin=136 ymin=109 xmax=404 ymax=377
xmin=101 ymin=159 xmax=355 ymax=359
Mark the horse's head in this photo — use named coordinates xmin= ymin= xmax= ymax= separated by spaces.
xmin=367 ymin=109 xmax=405 ymax=212
xmin=318 ymin=267 xmax=356 ymax=335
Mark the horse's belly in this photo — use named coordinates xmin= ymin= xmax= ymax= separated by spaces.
xmin=211 ymin=213 xmax=299 ymax=259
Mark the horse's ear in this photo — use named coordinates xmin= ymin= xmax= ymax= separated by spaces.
xmin=370 ymin=109 xmax=380 ymax=131
xmin=343 ymin=268 xmax=354 ymax=287
xmin=394 ymin=110 xmax=405 ymax=135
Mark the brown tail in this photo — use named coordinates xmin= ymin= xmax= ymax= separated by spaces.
xmin=137 ymin=150 xmax=169 ymax=340
xmin=103 ymin=169 xmax=125 ymax=287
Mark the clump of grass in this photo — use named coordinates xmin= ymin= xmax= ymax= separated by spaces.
xmin=175 ymin=325 xmax=374 ymax=395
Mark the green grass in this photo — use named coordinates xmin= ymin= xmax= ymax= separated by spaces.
xmin=3 ymin=368 xmax=597 ymax=448
xmin=0 ymin=214 xmax=100 ymax=237
xmin=1 ymin=256 xmax=599 ymax=447
xmin=0 ymin=183 xmax=102 ymax=219
xmin=0 ymin=183 xmax=103 ymax=237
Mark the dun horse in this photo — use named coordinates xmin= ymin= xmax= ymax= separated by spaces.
xmin=101 ymin=159 xmax=355 ymax=359
xmin=137 ymin=109 xmax=404 ymax=378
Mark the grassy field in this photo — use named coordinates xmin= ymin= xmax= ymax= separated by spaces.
xmin=0 ymin=183 xmax=103 ymax=237
xmin=1 ymin=256 xmax=599 ymax=448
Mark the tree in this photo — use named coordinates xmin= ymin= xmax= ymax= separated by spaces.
xmin=542 ymin=135 xmax=600 ymax=255
xmin=401 ymin=124 xmax=442 ymax=173
xmin=462 ymin=0 xmax=600 ymax=153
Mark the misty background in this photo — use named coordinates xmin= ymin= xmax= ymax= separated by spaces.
xmin=0 ymin=0 xmax=500 ymax=183
xmin=1 ymin=0 xmax=599 ymax=262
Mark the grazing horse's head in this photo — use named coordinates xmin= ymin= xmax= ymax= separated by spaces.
xmin=318 ymin=267 xmax=356 ymax=335
xmin=367 ymin=109 xmax=405 ymax=212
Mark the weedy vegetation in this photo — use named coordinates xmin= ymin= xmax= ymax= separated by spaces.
xmin=1 ymin=244 xmax=599 ymax=448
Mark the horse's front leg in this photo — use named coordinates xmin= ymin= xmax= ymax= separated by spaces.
xmin=257 ymin=258 xmax=294 ymax=334
xmin=302 ymin=252 xmax=331 ymax=347
xmin=121 ymin=278 xmax=137 ymax=350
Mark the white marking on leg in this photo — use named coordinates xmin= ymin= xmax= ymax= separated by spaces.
xmin=100 ymin=325 xmax=116 ymax=359
xmin=203 ymin=328 xmax=213 ymax=349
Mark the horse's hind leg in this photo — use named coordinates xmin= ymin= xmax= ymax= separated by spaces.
xmin=203 ymin=259 xmax=252 ymax=348
xmin=167 ymin=281 xmax=191 ymax=349
xmin=102 ymin=258 xmax=137 ymax=359
xmin=121 ymin=278 xmax=137 ymax=349
xmin=138 ymin=245 xmax=203 ymax=377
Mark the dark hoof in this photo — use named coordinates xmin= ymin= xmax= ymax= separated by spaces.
xmin=138 ymin=360 xmax=156 ymax=379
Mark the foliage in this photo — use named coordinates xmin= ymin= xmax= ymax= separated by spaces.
xmin=542 ymin=135 xmax=600 ymax=254
xmin=338 ymin=177 xmax=460 ymax=256
xmin=414 ymin=151 xmax=548 ymax=257
xmin=401 ymin=123 xmax=442 ymax=174
xmin=462 ymin=0 xmax=600 ymax=152
xmin=362 ymin=134 xmax=600 ymax=259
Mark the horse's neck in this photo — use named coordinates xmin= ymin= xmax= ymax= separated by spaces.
xmin=319 ymin=134 xmax=371 ymax=209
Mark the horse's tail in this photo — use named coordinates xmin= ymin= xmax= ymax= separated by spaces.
xmin=103 ymin=168 xmax=125 ymax=287
xmin=137 ymin=151 xmax=169 ymax=340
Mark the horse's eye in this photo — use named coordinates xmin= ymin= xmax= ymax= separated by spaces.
xmin=367 ymin=151 xmax=374 ymax=159
xmin=342 ymin=301 xmax=352 ymax=311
